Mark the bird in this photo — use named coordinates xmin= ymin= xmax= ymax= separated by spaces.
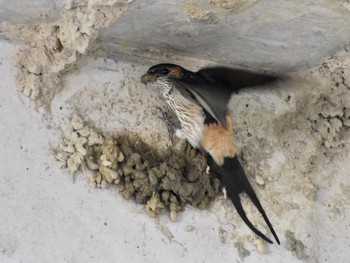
xmin=141 ymin=63 xmax=280 ymax=244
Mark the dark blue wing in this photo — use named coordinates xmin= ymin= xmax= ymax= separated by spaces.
xmin=174 ymin=67 xmax=280 ymax=127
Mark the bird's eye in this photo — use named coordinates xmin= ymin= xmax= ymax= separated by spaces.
xmin=161 ymin=68 xmax=169 ymax=75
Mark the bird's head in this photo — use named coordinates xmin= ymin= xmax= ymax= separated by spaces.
xmin=141 ymin=63 xmax=184 ymax=84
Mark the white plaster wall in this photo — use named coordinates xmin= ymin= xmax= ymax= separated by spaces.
xmin=1 ymin=1 xmax=350 ymax=262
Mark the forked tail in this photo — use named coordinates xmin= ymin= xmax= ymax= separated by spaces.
xmin=220 ymin=156 xmax=280 ymax=244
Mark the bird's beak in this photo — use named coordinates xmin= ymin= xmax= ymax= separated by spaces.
xmin=140 ymin=73 xmax=156 ymax=84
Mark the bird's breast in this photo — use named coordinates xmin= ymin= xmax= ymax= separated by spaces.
xmin=163 ymin=87 xmax=205 ymax=149
xmin=155 ymin=81 xmax=236 ymax=160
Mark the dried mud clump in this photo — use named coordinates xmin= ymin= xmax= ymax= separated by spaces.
xmin=185 ymin=0 xmax=214 ymax=23
xmin=54 ymin=115 xmax=220 ymax=221
xmin=208 ymin=0 xmax=260 ymax=13
xmin=285 ymin=231 xmax=305 ymax=260
xmin=2 ymin=0 xmax=133 ymax=108
xmin=55 ymin=114 xmax=104 ymax=175
xmin=275 ymin=53 xmax=350 ymax=174
xmin=303 ymin=176 xmax=317 ymax=201
xmin=315 ymin=57 xmax=350 ymax=147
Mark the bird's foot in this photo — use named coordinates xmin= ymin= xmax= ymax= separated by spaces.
xmin=158 ymin=112 xmax=176 ymax=138
xmin=157 ymin=110 xmax=186 ymax=148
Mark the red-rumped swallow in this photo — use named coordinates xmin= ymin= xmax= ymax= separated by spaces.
xmin=141 ymin=63 xmax=280 ymax=244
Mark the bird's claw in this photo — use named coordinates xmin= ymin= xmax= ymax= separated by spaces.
xmin=157 ymin=112 xmax=186 ymax=149
xmin=158 ymin=112 xmax=176 ymax=138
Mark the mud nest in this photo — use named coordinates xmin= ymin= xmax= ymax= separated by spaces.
xmin=55 ymin=114 xmax=221 ymax=221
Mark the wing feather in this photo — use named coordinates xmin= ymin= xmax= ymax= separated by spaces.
xmin=173 ymin=67 xmax=280 ymax=127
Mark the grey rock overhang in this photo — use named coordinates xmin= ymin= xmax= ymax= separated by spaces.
xmin=99 ymin=0 xmax=350 ymax=71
